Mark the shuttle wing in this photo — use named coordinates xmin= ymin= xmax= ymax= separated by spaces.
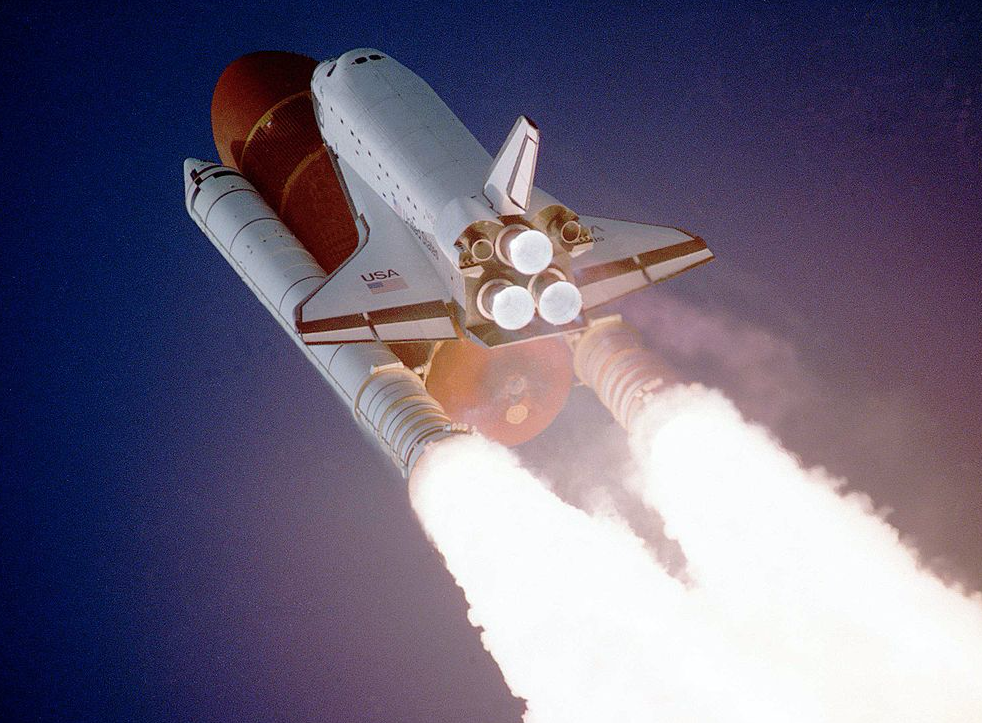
xmin=297 ymin=156 xmax=457 ymax=344
xmin=571 ymin=217 xmax=714 ymax=310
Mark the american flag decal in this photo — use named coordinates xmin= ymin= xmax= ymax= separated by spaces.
xmin=366 ymin=276 xmax=409 ymax=294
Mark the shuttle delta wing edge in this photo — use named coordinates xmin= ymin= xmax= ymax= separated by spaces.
xmin=571 ymin=217 xmax=714 ymax=310
xmin=298 ymin=155 xmax=457 ymax=344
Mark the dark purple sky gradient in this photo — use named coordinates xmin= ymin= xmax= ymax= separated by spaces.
xmin=3 ymin=2 xmax=980 ymax=721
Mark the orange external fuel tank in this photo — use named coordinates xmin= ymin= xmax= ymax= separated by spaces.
xmin=211 ymin=51 xmax=359 ymax=275
xmin=425 ymin=337 xmax=573 ymax=447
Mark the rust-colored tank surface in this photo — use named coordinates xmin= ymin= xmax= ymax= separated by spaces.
xmin=426 ymin=337 xmax=574 ymax=447
xmin=210 ymin=51 xmax=358 ymax=275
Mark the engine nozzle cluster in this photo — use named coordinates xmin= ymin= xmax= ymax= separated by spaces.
xmin=472 ymin=223 xmax=583 ymax=331
xmin=477 ymin=268 xmax=583 ymax=331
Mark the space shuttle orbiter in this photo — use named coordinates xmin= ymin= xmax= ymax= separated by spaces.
xmin=184 ymin=49 xmax=711 ymax=475
xmin=296 ymin=49 xmax=712 ymax=347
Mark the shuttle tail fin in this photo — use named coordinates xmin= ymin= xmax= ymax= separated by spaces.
xmin=483 ymin=116 xmax=539 ymax=216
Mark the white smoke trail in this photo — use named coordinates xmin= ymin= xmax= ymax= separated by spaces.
xmin=410 ymin=387 xmax=982 ymax=722
xmin=628 ymin=384 xmax=982 ymax=722
xmin=410 ymin=435 xmax=806 ymax=723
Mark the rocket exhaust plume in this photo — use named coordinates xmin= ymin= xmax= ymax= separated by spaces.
xmin=625 ymin=385 xmax=982 ymax=721
xmin=410 ymin=435 xmax=802 ymax=723
xmin=409 ymin=322 xmax=982 ymax=722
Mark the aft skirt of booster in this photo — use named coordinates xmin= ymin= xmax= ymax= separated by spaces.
xmin=569 ymin=315 xmax=676 ymax=431
xmin=183 ymin=158 xmax=467 ymax=476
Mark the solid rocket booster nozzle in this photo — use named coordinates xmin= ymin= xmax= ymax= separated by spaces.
xmin=571 ymin=316 xmax=676 ymax=430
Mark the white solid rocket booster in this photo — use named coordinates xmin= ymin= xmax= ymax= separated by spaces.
xmin=571 ymin=316 xmax=676 ymax=430
xmin=183 ymin=159 xmax=466 ymax=476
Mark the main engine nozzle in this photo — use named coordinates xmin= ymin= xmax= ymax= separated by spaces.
xmin=478 ymin=278 xmax=536 ymax=330
xmin=496 ymin=225 xmax=553 ymax=275
xmin=530 ymin=268 xmax=583 ymax=326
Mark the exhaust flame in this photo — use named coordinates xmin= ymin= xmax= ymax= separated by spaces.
xmin=410 ymin=434 xmax=800 ymax=723
xmin=628 ymin=384 xmax=982 ymax=721
xmin=409 ymin=386 xmax=982 ymax=722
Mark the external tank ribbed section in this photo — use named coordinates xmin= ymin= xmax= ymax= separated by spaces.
xmin=238 ymin=93 xmax=323 ymax=210
xmin=571 ymin=316 xmax=675 ymax=430
xmin=184 ymin=158 xmax=465 ymax=476
xmin=210 ymin=51 xmax=359 ymax=277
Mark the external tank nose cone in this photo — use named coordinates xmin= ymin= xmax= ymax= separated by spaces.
xmin=208 ymin=50 xmax=358 ymax=277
